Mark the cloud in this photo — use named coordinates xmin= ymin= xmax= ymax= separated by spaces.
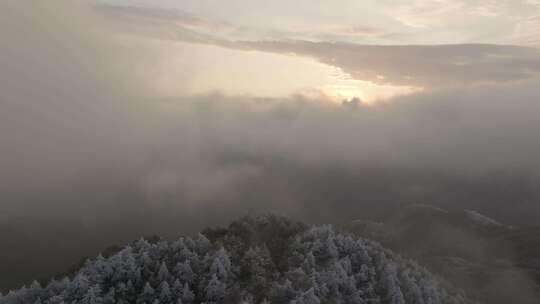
xmin=295 ymin=24 xmax=392 ymax=41
xmin=94 ymin=3 xmax=393 ymax=43
xmin=2 ymin=0 xmax=540 ymax=224
xmin=0 ymin=0 xmax=159 ymax=215
xmin=93 ymin=4 xmax=540 ymax=88
xmin=511 ymin=15 xmax=540 ymax=46
xmin=391 ymin=0 xmax=467 ymax=28
xmin=3 ymin=0 xmax=540 ymax=214
xmin=94 ymin=4 xmax=240 ymax=35
xmin=389 ymin=0 xmax=507 ymax=29
xmin=238 ymin=40 xmax=540 ymax=87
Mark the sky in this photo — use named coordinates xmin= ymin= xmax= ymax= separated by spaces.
xmin=93 ymin=0 xmax=540 ymax=103
xmin=102 ymin=0 xmax=540 ymax=45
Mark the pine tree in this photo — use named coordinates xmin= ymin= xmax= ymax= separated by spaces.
xmin=158 ymin=262 xmax=171 ymax=282
xmin=138 ymin=282 xmax=155 ymax=304
xmin=181 ymin=283 xmax=195 ymax=304
xmin=67 ymin=274 xmax=90 ymax=301
xmin=302 ymin=251 xmax=316 ymax=273
xmin=81 ymin=285 xmax=104 ymax=304
xmin=103 ymin=287 xmax=116 ymax=304
xmin=205 ymin=274 xmax=226 ymax=302
xmin=172 ymin=279 xmax=183 ymax=299
xmin=47 ymin=294 xmax=65 ymax=304
xmin=159 ymin=281 xmax=172 ymax=303
xmin=293 ymin=288 xmax=320 ymax=304
xmin=271 ymin=279 xmax=297 ymax=303
xmin=210 ymin=248 xmax=231 ymax=281
xmin=0 ymin=216 xmax=470 ymax=304
xmin=175 ymin=261 xmax=195 ymax=284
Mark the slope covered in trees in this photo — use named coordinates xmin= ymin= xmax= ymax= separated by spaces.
xmin=0 ymin=215 xmax=470 ymax=304
xmin=346 ymin=205 xmax=540 ymax=303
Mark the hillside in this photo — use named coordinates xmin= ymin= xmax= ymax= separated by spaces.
xmin=346 ymin=205 xmax=540 ymax=304
xmin=0 ymin=215 xmax=469 ymax=304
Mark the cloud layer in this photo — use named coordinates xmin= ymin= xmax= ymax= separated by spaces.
xmin=3 ymin=0 xmax=540 ymax=227
xmin=3 ymin=1 xmax=540 ymax=291
xmin=239 ymin=41 xmax=540 ymax=87
xmin=95 ymin=3 xmax=540 ymax=89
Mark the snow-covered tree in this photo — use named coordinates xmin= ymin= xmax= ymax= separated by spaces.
xmin=181 ymin=283 xmax=195 ymax=304
xmin=0 ymin=215 xmax=470 ymax=304
xmin=293 ymin=288 xmax=320 ymax=304
xmin=205 ymin=274 xmax=226 ymax=302
xmin=174 ymin=261 xmax=194 ymax=284
xmin=81 ymin=285 xmax=103 ymax=304
xmin=159 ymin=281 xmax=172 ymax=303
xmin=157 ymin=262 xmax=170 ymax=282
xmin=138 ymin=282 xmax=155 ymax=304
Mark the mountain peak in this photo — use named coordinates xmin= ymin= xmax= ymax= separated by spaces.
xmin=0 ymin=215 xmax=470 ymax=304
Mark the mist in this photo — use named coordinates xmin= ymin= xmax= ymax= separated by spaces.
xmin=2 ymin=0 xmax=540 ymax=297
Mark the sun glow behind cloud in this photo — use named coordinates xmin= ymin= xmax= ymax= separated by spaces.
xmin=148 ymin=40 xmax=421 ymax=104
xmin=94 ymin=1 xmax=540 ymax=105
xmin=322 ymin=69 xmax=422 ymax=104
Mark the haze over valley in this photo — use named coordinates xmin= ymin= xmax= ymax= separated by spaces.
xmin=2 ymin=1 xmax=540 ymax=303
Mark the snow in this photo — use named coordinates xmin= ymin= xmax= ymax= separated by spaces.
xmin=464 ymin=209 xmax=503 ymax=227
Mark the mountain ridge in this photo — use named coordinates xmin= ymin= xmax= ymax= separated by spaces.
xmin=345 ymin=205 xmax=540 ymax=304
xmin=0 ymin=214 xmax=470 ymax=304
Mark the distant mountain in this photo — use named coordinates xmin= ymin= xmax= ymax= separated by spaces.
xmin=0 ymin=215 xmax=470 ymax=304
xmin=346 ymin=205 xmax=540 ymax=304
